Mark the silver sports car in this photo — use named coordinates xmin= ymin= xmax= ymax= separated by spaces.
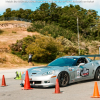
xmin=21 ymin=56 xmax=100 ymax=87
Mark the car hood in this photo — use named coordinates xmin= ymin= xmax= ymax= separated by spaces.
xmin=28 ymin=66 xmax=63 ymax=74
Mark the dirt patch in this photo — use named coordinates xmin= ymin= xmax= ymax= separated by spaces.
xmin=0 ymin=30 xmax=39 ymax=44
xmin=0 ymin=26 xmax=40 ymax=49
xmin=0 ymin=21 xmax=31 ymax=29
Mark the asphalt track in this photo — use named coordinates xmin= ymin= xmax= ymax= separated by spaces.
xmin=0 ymin=68 xmax=29 ymax=79
xmin=0 ymin=68 xmax=100 ymax=100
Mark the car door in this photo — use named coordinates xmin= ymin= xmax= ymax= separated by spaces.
xmin=75 ymin=57 xmax=94 ymax=82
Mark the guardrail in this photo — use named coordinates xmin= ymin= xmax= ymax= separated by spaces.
xmin=0 ymin=17 xmax=32 ymax=22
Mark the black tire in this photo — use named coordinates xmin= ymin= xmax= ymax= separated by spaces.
xmin=94 ymin=67 xmax=100 ymax=81
xmin=57 ymin=71 xmax=69 ymax=87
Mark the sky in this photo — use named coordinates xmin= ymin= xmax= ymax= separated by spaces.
xmin=0 ymin=0 xmax=100 ymax=16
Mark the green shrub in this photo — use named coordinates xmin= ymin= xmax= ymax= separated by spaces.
xmin=21 ymin=54 xmax=28 ymax=61
xmin=80 ymin=48 xmax=89 ymax=55
xmin=27 ymin=21 xmax=77 ymax=42
xmin=12 ymin=31 xmax=16 ymax=33
xmin=39 ymin=24 xmax=77 ymax=41
xmin=56 ymin=36 xmax=74 ymax=47
xmin=27 ymin=21 xmax=46 ymax=32
xmin=64 ymin=46 xmax=78 ymax=55
xmin=27 ymin=26 xmax=36 ymax=32
xmin=0 ymin=29 xmax=4 ymax=35
xmin=10 ymin=35 xmax=36 ymax=60
xmin=26 ymin=35 xmax=64 ymax=63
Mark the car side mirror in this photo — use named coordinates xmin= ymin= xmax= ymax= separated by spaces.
xmin=78 ymin=63 xmax=85 ymax=67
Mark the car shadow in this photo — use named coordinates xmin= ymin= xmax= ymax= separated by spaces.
xmin=31 ymin=85 xmax=55 ymax=89
xmin=66 ymin=79 xmax=95 ymax=87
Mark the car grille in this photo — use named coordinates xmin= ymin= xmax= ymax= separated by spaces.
xmin=30 ymin=81 xmax=41 ymax=84
xmin=32 ymin=73 xmax=37 ymax=74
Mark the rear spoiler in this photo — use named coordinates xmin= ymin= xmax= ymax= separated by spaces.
xmin=80 ymin=54 xmax=100 ymax=60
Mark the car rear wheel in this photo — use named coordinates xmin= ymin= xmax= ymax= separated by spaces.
xmin=95 ymin=67 xmax=100 ymax=80
xmin=57 ymin=71 xmax=69 ymax=87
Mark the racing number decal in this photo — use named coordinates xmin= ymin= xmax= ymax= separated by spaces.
xmin=80 ymin=67 xmax=89 ymax=77
xmin=77 ymin=67 xmax=89 ymax=78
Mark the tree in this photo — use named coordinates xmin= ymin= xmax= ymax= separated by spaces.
xmin=26 ymin=35 xmax=64 ymax=62
xmin=3 ymin=8 xmax=12 ymax=18
xmin=39 ymin=3 xmax=50 ymax=11
xmin=48 ymin=3 xmax=61 ymax=22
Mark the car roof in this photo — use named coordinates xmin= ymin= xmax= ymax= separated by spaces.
xmin=61 ymin=56 xmax=86 ymax=58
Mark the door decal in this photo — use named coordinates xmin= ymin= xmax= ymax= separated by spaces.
xmin=80 ymin=67 xmax=89 ymax=77
xmin=68 ymin=67 xmax=74 ymax=71
xmin=77 ymin=69 xmax=80 ymax=78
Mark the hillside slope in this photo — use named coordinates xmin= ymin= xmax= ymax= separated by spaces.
xmin=0 ymin=21 xmax=100 ymax=69
xmin=0 ymin=21 xmax=42 ymax=69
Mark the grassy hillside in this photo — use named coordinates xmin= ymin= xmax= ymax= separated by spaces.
xmin=9 ymin=21 xmax=100 ymax=63
xmin=1 ymin=3 xmax=100 ymax=66
xmin=0 ymin=20 xmax=100 ymax=69
xmin=0 ymin=21 xmax=46 ymax=69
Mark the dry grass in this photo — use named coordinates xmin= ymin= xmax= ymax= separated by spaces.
xmin=0 ymin=52 xmax=47 ymax=69
xmin=0 ymin=21 xmax=41 ymax=69
xmin=0 ymin=28 xmax=40 ymax=48
xmin=0 ymin=52 xmax=29 ymax=68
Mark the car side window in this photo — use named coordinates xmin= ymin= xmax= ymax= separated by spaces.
xmin=76 ymin=58 xmax=82 ymax=65
xmin=76 ymin=58 xmax=87 ymax=65
xmin=81 ymin=58 xmax=88 ymax=64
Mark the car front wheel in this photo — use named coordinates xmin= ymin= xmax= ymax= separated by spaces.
xmin=57 ymin=71 xmax=69 ymax=87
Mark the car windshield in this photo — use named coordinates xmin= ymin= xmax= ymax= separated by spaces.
xmin=48 ymin=57 xmax=78 ymax=66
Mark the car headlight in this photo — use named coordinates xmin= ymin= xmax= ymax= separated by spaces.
xmin=42 ymin=70 xmax=55 ymax=76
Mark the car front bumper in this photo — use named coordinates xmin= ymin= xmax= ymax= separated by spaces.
xmin=21 ymin=74 xmax=57 ymax=87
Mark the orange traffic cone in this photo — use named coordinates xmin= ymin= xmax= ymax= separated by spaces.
xmin=54 ymin=79 xmax=61 ymax=94
xmin=1 ymin=75 xmax=7 ymax=87
xmin=22 ymin=70 xmax=33 ymax=90
xmin=91 ymin=82 xmax=100 ymax=98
